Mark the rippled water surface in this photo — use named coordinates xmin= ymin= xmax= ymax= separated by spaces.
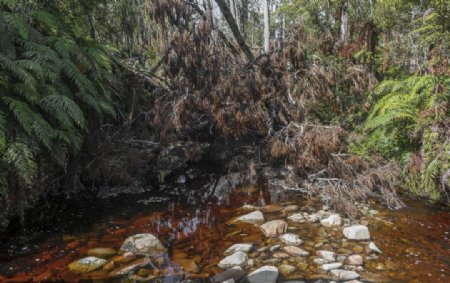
xmin=0 ymin=182 xmax=449 ymax=282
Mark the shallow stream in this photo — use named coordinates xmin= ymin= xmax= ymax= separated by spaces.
xmin=0 ymin=179 xmax=449 ymax=282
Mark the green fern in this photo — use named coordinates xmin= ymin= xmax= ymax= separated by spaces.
xmin=359 ymin=74 xmax=449 ymax=200
xmin=0 ymin=4 xmax=115 ymax=197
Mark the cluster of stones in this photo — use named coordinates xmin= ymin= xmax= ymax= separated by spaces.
xmin=214 ymin=204 xmax=384 ymax=283
xmin=67 ymin=233 xmax=171 ymax=281
xmin=66 ymin=203 xmax=385 ymax=282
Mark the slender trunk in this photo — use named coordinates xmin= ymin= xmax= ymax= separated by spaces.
xmin=263 ymin=0 xmax=270 ymax=53
xmin=215 ymin=0 xmax=254 ymax=61
xmin=340 ymin=1 xmax=349 ymax=42
xmin=136 ymin=0 xmax=147 ymax=49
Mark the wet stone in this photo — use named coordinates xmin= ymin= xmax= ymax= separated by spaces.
xmin=272 ymin=252 xmax=289 ymax=259
xmin=282 ymin=246 xmax=309 ymax=257
xmin=109 ymin=257 xmax=151 ymax=278
xmin=280 ymin=233 xmax=303 ymax=246
xmin=346 ymin=255 xmax=363 ymax=266
xmin=236 ymin=211 xmax=265 ymax=224
xmin=343 ymin=225 xmax=370 ymax=240
xmin=68 ymin=257 xmax=107 ymax=274
xmin=330 ymin=269 xmax=360 ymax=281
xmin=287 ymin=213 xmax=305 ymax=223
xmin=313 ymin=258 xmax=327 ymax=265
xmin=270 ymin=245 xmax=281 ymax=252
xmin=262 ymin=204 xmax=285 ymax=213
xmin=87 ymin=248 xmax=117 ymax=259
xmin=317 ymin=250 xmax=336 ymax=262
xmin=218 ymin=252 xmax=249 ymax=269
xmin=321 ymin=262 xmax=343 ymax=271
xmin=225 ymin=243 xmax=253 ymax=254
xmin=247 ymin=265 xmax=278 ymax=283
xmin=320 ymin=214 xmax=342 ymax=227
xmin=260 ymin=220 xmax=288 ymax=237
xmin=212 ymin=266 xmax=245 ymax=283
xmin=368 ymin=242 xmax=383 ymax=254
xmin=284 ymin=205 xmax=299 ymax=213
xmin=120 ymin=234 xmax=167 ymax=256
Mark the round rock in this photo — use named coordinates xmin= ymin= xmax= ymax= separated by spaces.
xmin=260 ymin=220 xmax=288 ymax=237
xmin=343 ymin=225 xmax=370 ymax=240
xmin=218 ymin=252 xmax=249 ymax=269
xmin=247 ymin=266 xmax=278 ymax=283
xmin=120 ymin=234 xmax=167 ymax=256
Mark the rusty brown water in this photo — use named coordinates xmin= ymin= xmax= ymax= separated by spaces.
xmin=0 ymin=183 xmax=449 ymax=282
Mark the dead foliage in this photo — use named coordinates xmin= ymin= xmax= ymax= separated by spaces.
xmin=118 ymin=1 xmax=405 ymax=214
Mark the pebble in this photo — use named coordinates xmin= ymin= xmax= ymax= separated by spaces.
xmin=369 ymin=242 xmax=383 ymax=254
xmin=68 ymin=257 xmax=107 ymax=274
xmin=317 ymin=250 xmax=336 ymax=261
xmin=330 ymin=269 xmax=360 ymax=280
xmin=282 ymin=246 xmax=310 ymax=257
xmin=120 ymin=234 xmax=167 ymax=255
xmin=247 ymin=266 xmax=279 ymax=283
xmin=321 ymin=262 xmax=343 ymax=271
xmin=280 ymin=233 xmax=303 ymax=246
xmin=320 ymin=214 xmax=342 ymax=227
xmin=346 ymin=255 xmax=363 ymax=265
xmin=218 ymin=252 xmax=249 ymax=269
xmin=212 ymin=266 xmax=245 ymax=283
xmin=343 ymin=225 xmax=370 ymax=240
xmin=236 ymin=211 xmax=265 ymax=224
xmin=260 ymin=220 xmax=288 ymax=237
xmin=287 ymin=213 xmax=305 ymax=223
xmin=224 ymin=244 xmax=253 ymax=254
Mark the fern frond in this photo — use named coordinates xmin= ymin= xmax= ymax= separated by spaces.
xmin=4 ymin=142 xmax=37 ymax=185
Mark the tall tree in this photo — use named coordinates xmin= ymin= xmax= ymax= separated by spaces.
xmin=262 ymin=0 xmax=270 ymax=52
xmin=215 ymin=0 xmax=254 ymax=61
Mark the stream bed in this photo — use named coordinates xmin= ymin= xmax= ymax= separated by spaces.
xmin=0 ymin=178 xmax=449 ymax=282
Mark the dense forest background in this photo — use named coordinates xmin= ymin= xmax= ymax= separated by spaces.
xmin=0 ymin=0 xmax=449 ymax=233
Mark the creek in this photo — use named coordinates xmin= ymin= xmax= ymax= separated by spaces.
xmin=0 ymin=175 xmax=449 ymax=282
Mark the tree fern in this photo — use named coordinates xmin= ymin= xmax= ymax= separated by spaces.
xmin=359 ymin=74 xmax=449 ymax=200
xmin=0 ymin=4 xmax=115 ymax=199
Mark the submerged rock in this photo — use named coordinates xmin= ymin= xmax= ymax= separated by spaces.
xmin=330 ymin=269 xmax=360 ymax=280
xmin=369 ymin=242 xmax=383 ymax=254
xmin=68 ymin=257 xmax=107 ymax=274
xmin=261 ymin=204 xmax=284 ymax=213
xmin=224 ymin=244 xmax=253 ymax=254
xmin=287 ymin=213 xmax=305 ymax=223
xmin=346 ymin=255 xmax=363 ymax=265
xmin=218 ymin=252 xmax=249 ymax=269
xmin=279 ymin=264 xmax=296 ymax=276
xmin=109 ymin=257 xmax=151 ymax=277
xmin=120 ymin=234 xmax=167 ymax=255
xmin=212 ymin=266 xmax=245 ymax=283
xmin=236 ymin=211 xmax=265 ymax=224
xmin=280 ymin=233 xmax=303 ymax=246
xmin=87 ymin=248 xmax=117 ymax=259
xmin=317 ymin=250 xmax=336 ymax=262
xmin=321 ymin=262 xmax=343 ymax=271
xmin=260 ymin=220 xmax=288 ymax=237
xmin=247 ymin=266 xmax=278 ymax=283
xmin=281 ymin=246 xmax=309 ymax=257
xmin=343 ymin=225 xmax=370 ymax=240
xmin=320 ymin=214 xmax=342 ymax=227
xmin=284 ymin=205 xmax=299 ymax=213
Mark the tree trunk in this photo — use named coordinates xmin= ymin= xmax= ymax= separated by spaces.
xmin=215 ymin=0 xmax=254 ymax=61
xmin=263 ymin=0 xmax=270 ymax=53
